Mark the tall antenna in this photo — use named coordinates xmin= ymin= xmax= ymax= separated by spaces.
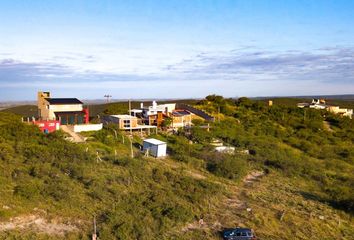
xmin=104 ymin=94 xmax=112 ymax=103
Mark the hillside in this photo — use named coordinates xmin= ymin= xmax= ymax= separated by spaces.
xmin=0 ymin=96 xmax=353 ymax=239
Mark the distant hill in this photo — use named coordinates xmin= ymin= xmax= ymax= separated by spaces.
xmin=1 ymin=104 xmax=39 ymax=118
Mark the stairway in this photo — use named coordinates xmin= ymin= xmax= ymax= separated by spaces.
xmin=176 ymin=103 xmax=215 ymax=122
xmin=60 ymin=125 xmax=85 ymax=143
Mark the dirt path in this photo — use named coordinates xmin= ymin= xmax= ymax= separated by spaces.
xmin=323 ymin=121 xmax=334 ymax=132
xmin=0 ymin=214 xmax=79 ymax=236
xmin=175 ymin=170 xmax=265 ymax=236
xmin=61 ymin=125 xmax=86 ymax=143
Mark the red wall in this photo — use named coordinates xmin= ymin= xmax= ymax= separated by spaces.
xmin=34 ymin=120 xmax=60 ymax=133
xmin=83 ymin=108 xmax=89 ymax=124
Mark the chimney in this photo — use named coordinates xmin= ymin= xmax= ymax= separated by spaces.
xmin=140 ymin=102 xmax=144 ymax=108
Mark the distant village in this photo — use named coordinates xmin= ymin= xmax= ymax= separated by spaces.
xmin=297 ymin=98 xmax=353 ymax=119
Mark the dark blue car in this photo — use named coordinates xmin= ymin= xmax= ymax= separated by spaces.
xmin=222 ymin=228 xmax=256 ymax=240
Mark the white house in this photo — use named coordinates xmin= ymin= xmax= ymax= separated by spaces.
xmin=143 ymin=138 xmax=167 ymax=158
xmin=140 ymin=101 xmax=176 ymax=117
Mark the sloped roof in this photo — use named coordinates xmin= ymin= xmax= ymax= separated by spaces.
xmin=45 ymin=98 xmax=83 ymax=105
xmin=172 ymin=110 xmax=191 ymax=116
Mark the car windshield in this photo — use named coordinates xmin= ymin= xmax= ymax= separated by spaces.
xmin=224 ymin=228 xmax=253 ymax=237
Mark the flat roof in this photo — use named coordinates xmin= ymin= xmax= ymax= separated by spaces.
xmin=45 ymin=98 xmax=83 ymax=105
xmin=110 ymin=114 xmax=136 ymax=119
xmin=143 ymin=138 xmax=166 ymax=145
xmin=55 ymin=111 xmax=84 ymax=115
xmin=129 ymin=109 xmax=143 ymax=113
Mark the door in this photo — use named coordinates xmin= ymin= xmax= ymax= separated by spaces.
xmin=60 ymin=115 xmax=67 ymax=125
xmin=77 ymin=115 xmax=83 ymax=124
xmin=69 ymin=115 xmax=75 ymax=125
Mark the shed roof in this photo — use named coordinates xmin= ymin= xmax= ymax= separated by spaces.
xmin=143 ymin=138 xmax=166 ymax=145
xmin=45 ymin=98 xmax=83 ymax=105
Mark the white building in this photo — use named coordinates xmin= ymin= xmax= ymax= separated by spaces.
xmin=143 ymin=138 xmax=167 ymax=158
xmin=140 ymin=101 xmax=176 ymax=118
xmin=215 ymin=146 xmax=235 ymax=154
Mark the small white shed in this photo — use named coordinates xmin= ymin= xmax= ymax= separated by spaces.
xmin=143 ymin=138 xmax=167 ymax=158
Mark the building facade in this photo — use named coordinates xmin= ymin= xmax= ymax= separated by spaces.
xmin=37 ymin=91 xmax=89 ymax=125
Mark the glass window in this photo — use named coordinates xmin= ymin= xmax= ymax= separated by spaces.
xmin=69 ymin=115 xmax=75 ymax=124
xmin=123 ymin=119 xmax=130 ymax=128
xmin=77 ymin=115 xmax=83 ymax=124
xmin=60 ymin=116 xmax=67 ymax=125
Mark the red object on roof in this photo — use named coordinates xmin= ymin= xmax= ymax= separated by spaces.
xmin=33 ymin=120 xmax=60 ymax=133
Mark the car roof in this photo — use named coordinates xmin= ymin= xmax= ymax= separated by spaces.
xmin=224 ymin=228 xmax=252 ymax=233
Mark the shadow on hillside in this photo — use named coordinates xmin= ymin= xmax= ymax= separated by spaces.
xmin=298 ymin=190 xmax=353 ymax=215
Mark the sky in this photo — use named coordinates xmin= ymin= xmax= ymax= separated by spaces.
xmin=0 ymin=0 xmax=354 ymax=101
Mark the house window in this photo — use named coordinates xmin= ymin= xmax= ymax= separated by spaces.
xmin=123 ymin=119 xmax=131 ymax=128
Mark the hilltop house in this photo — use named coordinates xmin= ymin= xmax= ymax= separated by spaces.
xmin=170 ymin=110 xmax=193 ymax=129
xmin=297 ymin=98 xmax=353 ymax=119
xmin=38 ymin=91 xmax=89 ymax=125
xmin=129 ymin=101 xmax=212 ymax=129
xmin=101 ymin=114 xmax=157 ymax=134
xmin=140 ymin=101 xmax=176 ymax=126
xmin=327 ymin=106 xmax=353 ymax=119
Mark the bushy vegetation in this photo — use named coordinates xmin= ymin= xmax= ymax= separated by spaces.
xmin=1 ymin=95 xmax=354 ymax=239
xmin=0 ymin=112 xmax=222 ymax=239
xmin=193 ymin=95 xmax=354 ymax=214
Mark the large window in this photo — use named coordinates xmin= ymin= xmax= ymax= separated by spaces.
xmin=77 ymin=115 xmax=83 ymax=124
xmin=123 ymin=119 xmax=131 ymax=128
xmin=69 ymin=115 xmax=75 ymax=125
xmin=60 ymin=116 xmax=67 ymax=125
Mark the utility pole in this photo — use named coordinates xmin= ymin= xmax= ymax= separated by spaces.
xmin=104 ymin=94 xmax=112 ymax=103
xmin=129 ymin=135 xmax=134 ymax=158
xmin=92 ymin=216 xmax=97 ymax=240
xmin=129 ymin=100 xmax=132 ymax=135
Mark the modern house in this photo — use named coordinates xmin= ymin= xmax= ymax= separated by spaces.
xmin=101 ymin=115 xmax=157 ymax=134
xmin=105 ymin=115 xmax=139 ymax=129
xmin=171 ymin=110 xmax=193 ymax=129
xmin=37 ymin=91 xmax=89 ymax=125
xmin=139 ymin=101 xmax=176 ymax=126
xmin=130 ymin=101 xmax=212 ymax=129
xmin=143 ymin=138 xmax=167 ymax=157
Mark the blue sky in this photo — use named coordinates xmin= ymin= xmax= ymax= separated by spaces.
xmin=0 ymin=0 xmax=354 ymax=101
